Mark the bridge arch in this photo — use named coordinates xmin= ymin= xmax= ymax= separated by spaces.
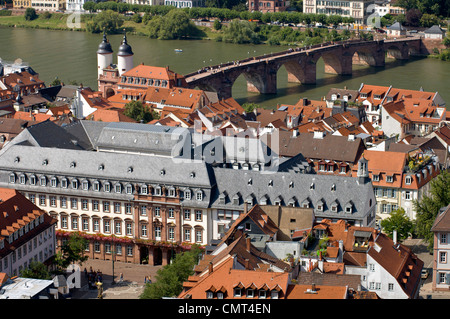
xmin=385 ymin=43 xmax=410 ymax=60
xmin=350 ymin=45 xmax=385 ymax=67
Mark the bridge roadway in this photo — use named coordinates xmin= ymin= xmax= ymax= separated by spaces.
xmin=184 ymin=37 xmax=422 ymax=100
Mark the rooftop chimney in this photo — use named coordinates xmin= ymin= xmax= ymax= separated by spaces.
xmin=393 ymin=229 xmax=397 ymax=245
xmin=208 ymin=262 xmax=213 ymax=274
xmin=246 ymin=236 xmax=251 ymax=253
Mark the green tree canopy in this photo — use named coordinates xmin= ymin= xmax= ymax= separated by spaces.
xmin=86 ymin=10 xmax=124 ymax=34
xmin=54 ymin=233 xmax=88 ymax=272
xmin=414 ymin=170 xmax=450 ymax=251
xmin=380 ymin=208 xmax=414 ymax=241
xmin=140 ymin=245 xmax=203 ymax=299
xmin=20 ymin=261 xmax=52 ymax=280
xmin=222 ymin=19 xmax=261 ymax=44
xmin=24 ymin=8 xmax=37 ymax=21
xmin=147 ymin=9 xmax=203 ymax=40
xmin=124 ymin=100 xmax=155 ymax=123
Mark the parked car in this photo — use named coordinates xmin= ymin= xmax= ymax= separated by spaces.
xmin=421 ymin=269 xmax=429 ymax=279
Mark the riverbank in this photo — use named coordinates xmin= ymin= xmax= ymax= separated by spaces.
xmin=0 ymin=12 xmax=219 ymax=40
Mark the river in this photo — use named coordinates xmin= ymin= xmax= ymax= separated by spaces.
xmin=1 ymin=26 xmax=449 ymax=109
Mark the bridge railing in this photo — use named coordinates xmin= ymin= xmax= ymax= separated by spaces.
xmin=184 ymin=38 xmax=411 ymax=80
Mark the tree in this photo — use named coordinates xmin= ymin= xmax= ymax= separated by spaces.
xmin=20 ymin=261 xmax=52 ymax=280
xmin=222 ymin=19 xmax=261 ymax=44
xmin=83 ymin=1 xmax=96 ymax=12
xmin=380 ymin=208 xmax=414 ymax=241
xmin=24 ymin=8 xmax=37 ymax=21
xmin=124 ymin=100 xmax=155 ymax=123
xmin=414 ymin=170 xmax=450 ymax=251
xmin=420 ymin=13 xmax=440 ymax=27
xmin=49 ymin=77 xmax=61 ymax=87
xmin=139 ymin=245 xmax=202 ymax=299
xmin=54 ymin=233 xmax=88 ymax=272
xmin=85 ymin=10 xmax=124 ymax=34
xmin=147 ymin=9 xmax=203 ymax=40
xmin=405 ymin=8 xmax=422 ymax=26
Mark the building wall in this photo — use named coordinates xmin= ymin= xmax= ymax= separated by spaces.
xmin=2 ymin=169 xmax=210 ymax=265
xmin=303 ymin=0 xmax=374 ymax=25
xmin=66 ymin=0 xmax=85 ymax=11
xmin=0 ymin=222 xmax=56 ymax=277
xmin=366 ymin=254 xmax=408 ymax=299
xmin=13 ymin=0 xmax=31 ymax=8
xmin=31 ymin=0 xmax=65 ymax=11
xmin=433 ymin=231 xmax=450 ymax=291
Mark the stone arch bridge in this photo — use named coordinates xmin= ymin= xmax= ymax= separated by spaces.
xmin=184 ymin=38 xmax=422 ymax=100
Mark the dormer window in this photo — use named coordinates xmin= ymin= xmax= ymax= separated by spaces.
xmin=405 ymin=176 xmax=412 ymax=185
xmin=154 ymin=186 xmax=162 ymax=196
xmin=196 ymin=191 xmax=203 ymax=201
xmin=386 ymin=175 xmax=393 ymax=183
xmin=232 ymin=194 xmax=240 ymax=205
xmin=140 ymin=185 xmax=148 ymax=195
xmin=248 ymin=178 xmax=252 ymax=185
xmin=128 ymin=167 xmax=133 ymax=173
xmin=82 ymin=180 xmax=89 ymax=191
xmin=115 ymin=183 xmax=122 ymax=193
xmin=260 ymin=195 xmax=268 ymax=205
xmin=310 ymin=183 xmax=314 ymax=190
xmin=331 ymin=201 xmax=338 ymax=212
xmin=51 ymin=177 xmax=58 ymax=187
xmin=98 ymin=164 xmax=105 ymax=171
xmin=160 ymin=169 xmax=165 ymax=176
xmin=289 ymin=181 xmax=294 ymax=188
xmin=40 ymin=176 xmax=47 ymax=186
xmin=9 ymin=173 xmax=16 ymax=183
xmin=19 ymin=174 xmax=26 ymax=184
xmin=184 ymin=189 xmax=191 ymax=200
xmin=331 ymin=184 xmax=336 ymax=191
xmin=317 ymin=200 xmax=324 ymax=212
xmin=219 ymin=194 xmax=226 ymax=204
xmin=30 ymin=175 xmax=36 ymax=185
xmin=125 ymin=184 xmax=133 ymax=194
xmin=301 ymin=199 xmax=310 ymax=208
xmin=71 ymin=179 xmax=78 ymax=189
xmin=345 ymin=202 xmax=353 ymax=214
xmin=268 ymin=180 xmax=273 ymax=187
xmin=168 ymin=187 xmax=176 ymax=197
xmin=104 ymin=182 xmax=111 ymax=192
xmin=372 ymin=174 xmax=380 ymax=182
xmin=93 ymin=181 xmax=100 ymax=191
xmin=190 ymin=172 xmax=195 ymax=178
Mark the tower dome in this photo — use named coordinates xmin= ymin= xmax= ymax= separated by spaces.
xmin=97 ymin=31 xmax=114 ymax=78
xmin=97 ymin=31 xmax=113 ymax=55
xmin=117 ymin=31 xmax=134 ymax=76
xmin=117 ymin=33 xmax=133 ymax=57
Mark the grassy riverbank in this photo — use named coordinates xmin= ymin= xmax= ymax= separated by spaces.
xmin=0 ymin=12 xmax=218 ymax=39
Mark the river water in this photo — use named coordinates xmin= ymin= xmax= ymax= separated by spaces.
xmin=0 ymin=26 xmax=449 ymax=108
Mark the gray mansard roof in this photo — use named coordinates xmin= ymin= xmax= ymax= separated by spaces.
xmin=210 ymin=167 xmax=376 ymax=226
xmin=0 ymin=144 xmax=214 ymax=190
